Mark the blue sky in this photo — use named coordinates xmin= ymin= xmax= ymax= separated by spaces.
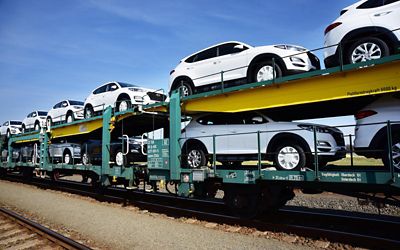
xmin=0 ymin=0 xmax=357 ymax=127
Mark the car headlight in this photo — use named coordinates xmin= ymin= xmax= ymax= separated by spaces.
xmin=275 ymin=45 xmax=307 ymax=52
xmin=298 ymin=124 xmax=330 ymax=133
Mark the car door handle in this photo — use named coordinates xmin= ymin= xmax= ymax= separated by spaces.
xmin=374 ymin=11 xmax=392 ymax=17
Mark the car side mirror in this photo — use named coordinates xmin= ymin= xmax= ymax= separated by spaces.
xmin=233 ymin=44 xmax=244 ymax=50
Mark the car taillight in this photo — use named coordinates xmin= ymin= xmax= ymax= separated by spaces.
xmin=324 ymin=22 xmax=342 ymax=35
xmin=354 ymin=110 xmax=377 ymax=120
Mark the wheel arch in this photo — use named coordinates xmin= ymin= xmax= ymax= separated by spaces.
xmin=170 ymin=76 xmax=195 ymax=94
xmin=368 ymin=124 xmax=400 ymax=151
xmin=266 ymin=132 xmax=312 ymax=161
xmin=340 ymin=27 xmax=400 ymax=56
xmin=247 ymin=53 xmax=287 ymax=81
xmin=181 ymin=139 xmax=209 ymax=155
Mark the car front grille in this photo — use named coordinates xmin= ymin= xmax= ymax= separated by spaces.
xmin=307 ymin=52 xmax=321 ymax=70
xmin=147 ymin=92 xmax=167 ymax=102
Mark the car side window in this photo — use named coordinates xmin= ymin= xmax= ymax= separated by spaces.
xmin=384 ymin=0 xmax=399 ymax=5
xmin=357 ymin=0 xmax=384 ymax=8
xmin=32 ymin=112 xmax=37 ymax=118
xmin=62 ymin=101 xmax=68 ymax=107
xmin=218 ymin=43 xmax=248 ymax=57
xmin=93 ymin=85 xmax=107 ymax=94
xmin=107 ymin=83 xmax=119 ymax=92
xmin=193 ymin=47 xmax=217 ymax=62
xmin=4 ymin=122 xmax=8 ymax=126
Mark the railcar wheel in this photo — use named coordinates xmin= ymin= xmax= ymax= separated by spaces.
xmin=224 ymin=185 xmax=261 ymax=218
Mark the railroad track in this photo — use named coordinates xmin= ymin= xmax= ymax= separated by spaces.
xmin=0 ymin=207 xmax=91 ymax=250
xmin=2 ymin=174 xmax=400 ymax=249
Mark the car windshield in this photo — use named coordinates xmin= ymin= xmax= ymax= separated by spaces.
xmin=69 ymin=100 xmax=84 ymax=106
xmin=118 ymin=82 xmax=137 ymax=88
xmin=10 ymin=121 xmax=22 ymax=125
xmin=38 ymin=111 xmax=48 ymax=116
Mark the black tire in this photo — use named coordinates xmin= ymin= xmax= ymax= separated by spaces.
xmin=347 ymin=37 xmax=390 ymax=65
xmin=82 ymin=151 xmax=91 ymax=166
xmin=46 ymin=117 xmax=52 ymax=127
xmin=253 ymin=60 xmax=282 ymax=83
xmin=84 ymin=105 xmax=94 ymax=119
xmin=6 ymin=129 xmax=10 ymax=139
xmin=382 ymin=133 xmax=400 ymax=171
xmin=114 ymin=149 xmax=127 ymax=166
xmin=21 ymin=124 xmax=26 ymax=133
xmin=117 ymin=97 xmax=131 ymax=112
xmin=63 ymin=149 xmax=72 ymax=165
xmin=66 ymin=113 xmax=74 ymax=123
xmin=274 ymin=143 xmax=306 ymax=171
xmin=172 ymin=79 xmax=193 ymax=97
xmin=183 ymin=146 xmax=207 ymax=168
xmin=34 ymin=122 xmax=40 ymax=131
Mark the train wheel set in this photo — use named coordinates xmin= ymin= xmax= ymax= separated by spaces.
xmin=1 ymin=55 xmax=400 ymax=217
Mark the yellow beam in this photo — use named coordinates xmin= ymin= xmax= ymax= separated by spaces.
xmin=182 ymin=60 xmax=400 ymax=113
xmin=50 ymin=118 xmax=104 ymax=139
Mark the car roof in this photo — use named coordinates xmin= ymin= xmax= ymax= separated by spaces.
xmin=181 ymin=41 xmax=253 ymax=61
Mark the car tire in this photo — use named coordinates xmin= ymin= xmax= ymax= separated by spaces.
xmin=274 ymin=143 xmax=306 ymax=171
xmin=21 ymin=124 xmax=25 ymax=133
xmin=382 ymin=133 xmax=400 ymax=171
xmin=82 ymin=152 xmax=91 ymax=166
xmin=253 ymin=60 xmax=282 ymax=83
xmin=46 ymin=117 xmax=52 ymax=127
xmin=347 ymin=37 xmax=390 ymax=64
xmin=117 ymin=98 xmax=131 ymax=112
xmin=34 ymin=122 xmax=40 ymax=131
xmin=6 ymin=129 xmax=10 ymax=139
xmin=115 ymin=149 xmax=127 ymax=166
xmin=183 ymin=146 xmax=206 ymax=168
xmin=84 ymin=105 xmax=94 ymax=119
xmin=66 ymin=113 xmax=74 ymax=123
xmin=173 ymin=80 xmax=193 ymax=97
xmin=63 ymin=149 xmax=72 ymax=165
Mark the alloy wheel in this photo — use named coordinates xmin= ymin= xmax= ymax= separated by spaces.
xmin=351 ymin=42 xmax=382 ymax=63
xmin=277 ymin=146 xmax=300 ymax=170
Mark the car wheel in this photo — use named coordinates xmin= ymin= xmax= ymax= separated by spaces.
xmin=173 ymin=80 xmax=193 ymax=97
xmin=184 ymin=146 xmax=206 ymax=168
xmin=383 ymin=134 xmax=400 ymax=171
xmin=6 ymin=129 xmax=10 ymax=139
xmin=274 ymin=143 xmax=306 ymax=171
xmin=82 ymin=152 xmax=91 ymax=166
xmin=66 ymin=113 xmax=74 ymax=123
xmin=34 ymin=122 xmax=40 ymax=131
xmin=253 ymin=60 xmax=282 ymax=82
xmin=115 ymin=149 xmax=127 ymax=166
xmin=84 ymin=105 xmax=94 ymax=119
xmin=46 ymin=117 xmax=52 ymax=128
xmin=21 ymin=124 xmax=25 ymax=133
xmin=117 ymin=98 xmax=131 ymax=112
xmin=347 ymin=37 xmax=389 ymax=64
xmin=63 ymin=149 xmax=72 ymax=165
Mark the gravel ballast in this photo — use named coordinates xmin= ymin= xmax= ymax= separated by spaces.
xmin=0 ymin=180 xmax=308 ymax=250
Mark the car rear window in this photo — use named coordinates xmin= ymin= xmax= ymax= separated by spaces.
xmin=356 ymin=0 xmax=397 ymax=8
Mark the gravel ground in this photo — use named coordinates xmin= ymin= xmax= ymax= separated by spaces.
xmin=287 ymin=191 xmax=400 ymax=216
xmin=0 ymin=180 xmax=311 ymax=250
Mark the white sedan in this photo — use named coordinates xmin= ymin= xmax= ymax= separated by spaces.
xmin=0 ymin=120 xmax=22 ymax=138
xmin=83 ymin=81 xmax=166 ymax=118
xmin=181 ymin=112 xmax=345 ymax=170
xmin=169 ymin=41 xmax=320 ymax=96
xmin=46 ymin=100 xmax=84 ymax=126
xmin=21 ymin=111 xmax=47 ymax=132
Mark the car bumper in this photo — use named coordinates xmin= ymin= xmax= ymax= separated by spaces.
xmin=284 ymin=52 xmax=321 ymax=72
xmin=324 ymin=53 xmax=340 ymax=68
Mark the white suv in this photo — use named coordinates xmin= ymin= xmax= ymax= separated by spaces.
xmin=46 ymin=100 xmax=84 ymax=126
xmin=169 ymin=41 xmax=320 ymax=96
xmin=181 ymin=112 xmax=345 ymax=170
xmin=354 ymin=94 xmax=400 ymax=169
xmin=0 ymin=121 xmax=22 ymax=139
xmin=83 ymin=81 xmax=166 ymax=118
xmin=324 ymin=0 xmax=400 ymax=68
xmin=21 ymin=111 xmax=47 ymax=133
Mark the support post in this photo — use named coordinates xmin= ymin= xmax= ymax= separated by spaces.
xmin=169 ymin=90 xmax=182 ymax=180
xmin=101 ymin=106 xmax=113 ymax=186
